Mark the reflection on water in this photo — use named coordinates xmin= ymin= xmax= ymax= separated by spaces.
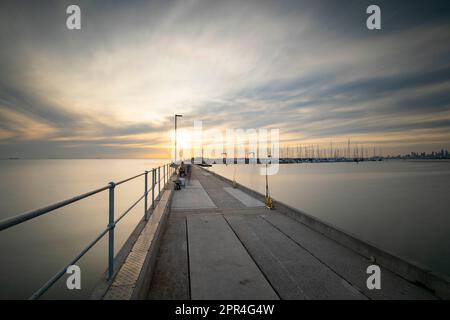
xmin=210 ymin=160 xmax=450 ymax=278
xmin=1 ymin=159 xmax=449 ymax=299
xmin=0 ymin=159 xmax=167 ymax=299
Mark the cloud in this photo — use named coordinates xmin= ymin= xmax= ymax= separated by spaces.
xmin=0 ymin=0 xmax=450 ymax=157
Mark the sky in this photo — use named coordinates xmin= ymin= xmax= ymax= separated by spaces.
xmin=0 ymin=0 xmax=450 ymax=158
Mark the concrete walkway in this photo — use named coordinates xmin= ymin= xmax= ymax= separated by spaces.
xmin=147 ymin=166 xmax=438 ymax=300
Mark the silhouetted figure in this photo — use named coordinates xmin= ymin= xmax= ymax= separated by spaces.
xmin=179 ymin=161 xmax=186 ymax=177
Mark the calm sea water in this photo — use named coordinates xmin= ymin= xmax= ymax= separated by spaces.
xmin=0 ymin=160 xmax=449 ymax=299
xmin=210 ymin=160 xmax=450 ymax=279
xmin=0 ymin=159 xmax=167 ymax=299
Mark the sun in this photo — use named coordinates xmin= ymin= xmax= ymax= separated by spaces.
xmin=170 ymin=128 xmax=193 ymax=160
xmin=177 ymin=129 xmax=192 ymax=149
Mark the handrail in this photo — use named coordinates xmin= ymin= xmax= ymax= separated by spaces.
xmin=116 ymin=172 xmax=147 ymax=186
xmin=115 ymin=191 xmax=147 ymax=225
xmin=30 ymin=226 xmax=110 ymax=300
xmin=0 ymin=163 xmax=175 ymax=299
xmin=0 ymin=185 xmax=110 ymax=232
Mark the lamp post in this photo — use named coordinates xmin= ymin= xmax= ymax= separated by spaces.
xmin=174 ymin=114 xmax=183 ymax=164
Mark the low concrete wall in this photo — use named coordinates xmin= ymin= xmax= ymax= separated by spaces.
xmin=90 ymin=217 xmax=147 ymax=299
xmin=201 ymin=166 xmax=450 ymax=299
xmin=131 ymin=183 xmax=174 ymax=299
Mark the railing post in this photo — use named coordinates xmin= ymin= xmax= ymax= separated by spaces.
xmin=152 ymin=169 xmax=155 ymax=209
xmin=144 ymin=171 xmax=149 ymax=221
xmin=158 ymin=167 xmax=161 ymax=197
xmin=107 ymin=182 xmax=116 ymax=280
xmin=163 ymin=165 xmax=166 ymax=187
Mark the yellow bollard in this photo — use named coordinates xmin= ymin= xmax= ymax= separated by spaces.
xmin=265 ymin=196 xmax=273 ymax=210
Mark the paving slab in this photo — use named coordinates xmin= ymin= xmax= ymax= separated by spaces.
xmin=192 ymin=171 xmax=247 ymax=210
xmin=171 ymin=182 xmax=217 ymax=210
xmin=225 ymin=214 xmax=366 ymax=300
xmin=184 ymin=179 xmax=202 ymax=188
xmin=148 ymin=217 xmax=190 ymax=300
xmin=224 ymin=187 xmax=264 ymax=207
xmin=187 ymin=214 xmax=279 ymax=300
xmin=262 ymin=213 xmax=437 ymax=300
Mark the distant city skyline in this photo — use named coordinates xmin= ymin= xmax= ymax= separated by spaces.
xmin=1 ymin=0 xmax=450 ymax=159
xmin=388 ymin=148 xmax=450 ymax=159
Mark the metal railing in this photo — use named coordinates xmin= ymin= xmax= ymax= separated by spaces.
xmin=0 ymin=163 xmax=176 ymax=299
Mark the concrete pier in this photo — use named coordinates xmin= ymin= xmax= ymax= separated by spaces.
xmin=102 ymin=165 xmax=449 ymax=300
xmin=145 ymin=166 xmax=449 ymax=300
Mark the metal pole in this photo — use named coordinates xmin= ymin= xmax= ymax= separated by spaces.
xmin=158 ymin=167 xmax=161 ymax=197
xmin=152 ymin=169 xmax=155 ymax=209
xmin=144 ymin=171 xmax=149 ymax=221
xmin=175 ymin=117 xmax=177 ymax=164
xmin=174 ymin=114 xmax=182 ymax=164
xmin=163 ymin=165 xmax=166 ymax=187
xmin=108 ymin=182 xmax=115 ymax=280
